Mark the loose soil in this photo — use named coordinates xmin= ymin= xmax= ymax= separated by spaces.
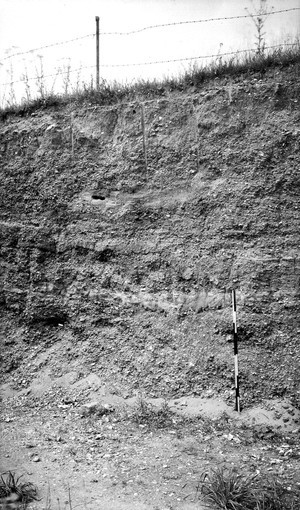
xmin=1 ymin=363 xmax=300 ymax=509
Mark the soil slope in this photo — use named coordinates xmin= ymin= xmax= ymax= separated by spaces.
xmin=0 ymin=62 xmax=300 ymax=509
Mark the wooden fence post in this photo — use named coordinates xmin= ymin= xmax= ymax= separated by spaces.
xmin=95 ymin=16 xmax=100 ymax=90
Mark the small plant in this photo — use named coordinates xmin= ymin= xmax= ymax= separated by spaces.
xmin=20 ymin=67 xmax=32 ymax=103
xmin=245 ymin=0 xmax=274 ymax=55
xmin=60 ymin=58 xmax=72 ymax=96
xmin=216 ymin=42 xmax=224 ymax=67
xmin=43 ymin=482 xmax=74 ymax=510
xmin=35 ymin=55 xmax=46 ymax=99
xmin=0 ymin=471 xmax=39 ymax=509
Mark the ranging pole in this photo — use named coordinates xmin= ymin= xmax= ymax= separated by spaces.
xmin=232 ymin=289 xmax=240 ymax=412
xmin=96 ymin=16 xmax=100 ymax=90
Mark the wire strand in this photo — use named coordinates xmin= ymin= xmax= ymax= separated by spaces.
xmin=0 ymin=6 xmax=298 ymax=62
xmin=99 ymin=43 xmax=299 ymax=67
xmin=0 ymin=34 xmax=94 ymax=63
xmin=100 ymin=8 xmax=300 ymax=35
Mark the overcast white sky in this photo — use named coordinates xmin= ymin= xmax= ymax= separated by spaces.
xmin=0 ymin=0 xmax=299 ymax=105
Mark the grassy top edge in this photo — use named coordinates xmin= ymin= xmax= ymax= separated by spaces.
xmin=1 ymin=43 xmax=299 ymax=121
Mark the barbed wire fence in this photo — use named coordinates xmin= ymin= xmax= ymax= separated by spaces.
xmin=0 ymin=7 xmax=299 ymax=108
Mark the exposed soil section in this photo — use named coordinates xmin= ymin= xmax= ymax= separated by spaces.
xmin=0 ymin=62 xmax=300 ymax=508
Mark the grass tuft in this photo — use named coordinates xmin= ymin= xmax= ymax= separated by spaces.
xmin=198 ymin=467 xmax=300 ymax=510
xmin=0 ymin=471 xmax=39 ymax=509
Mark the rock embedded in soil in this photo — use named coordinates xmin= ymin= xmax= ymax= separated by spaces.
xmin=79 ymin=401 xmax=114 ymax=417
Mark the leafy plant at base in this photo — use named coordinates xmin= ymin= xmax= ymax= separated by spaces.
xmin=198 ymin=467 xmax=257 ymax=510
xmin=0 ymin=471 xmax=39 ymax=509
xmin=198 ymin=467 xmax=300 ymax=510
xmin=256 ymin=478 xmax=300 ymax=510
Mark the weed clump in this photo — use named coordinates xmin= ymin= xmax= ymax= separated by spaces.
xmin=129 ymin=396 xmax=176 ymax=429
xmin=198 ymin=467 xmax=300 ymax=510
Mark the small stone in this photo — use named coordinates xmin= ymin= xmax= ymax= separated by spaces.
xmin=182 ymin=268 xmax=193 ymax=280
xmin=32 ymin=456 xmax=41 ymax=462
